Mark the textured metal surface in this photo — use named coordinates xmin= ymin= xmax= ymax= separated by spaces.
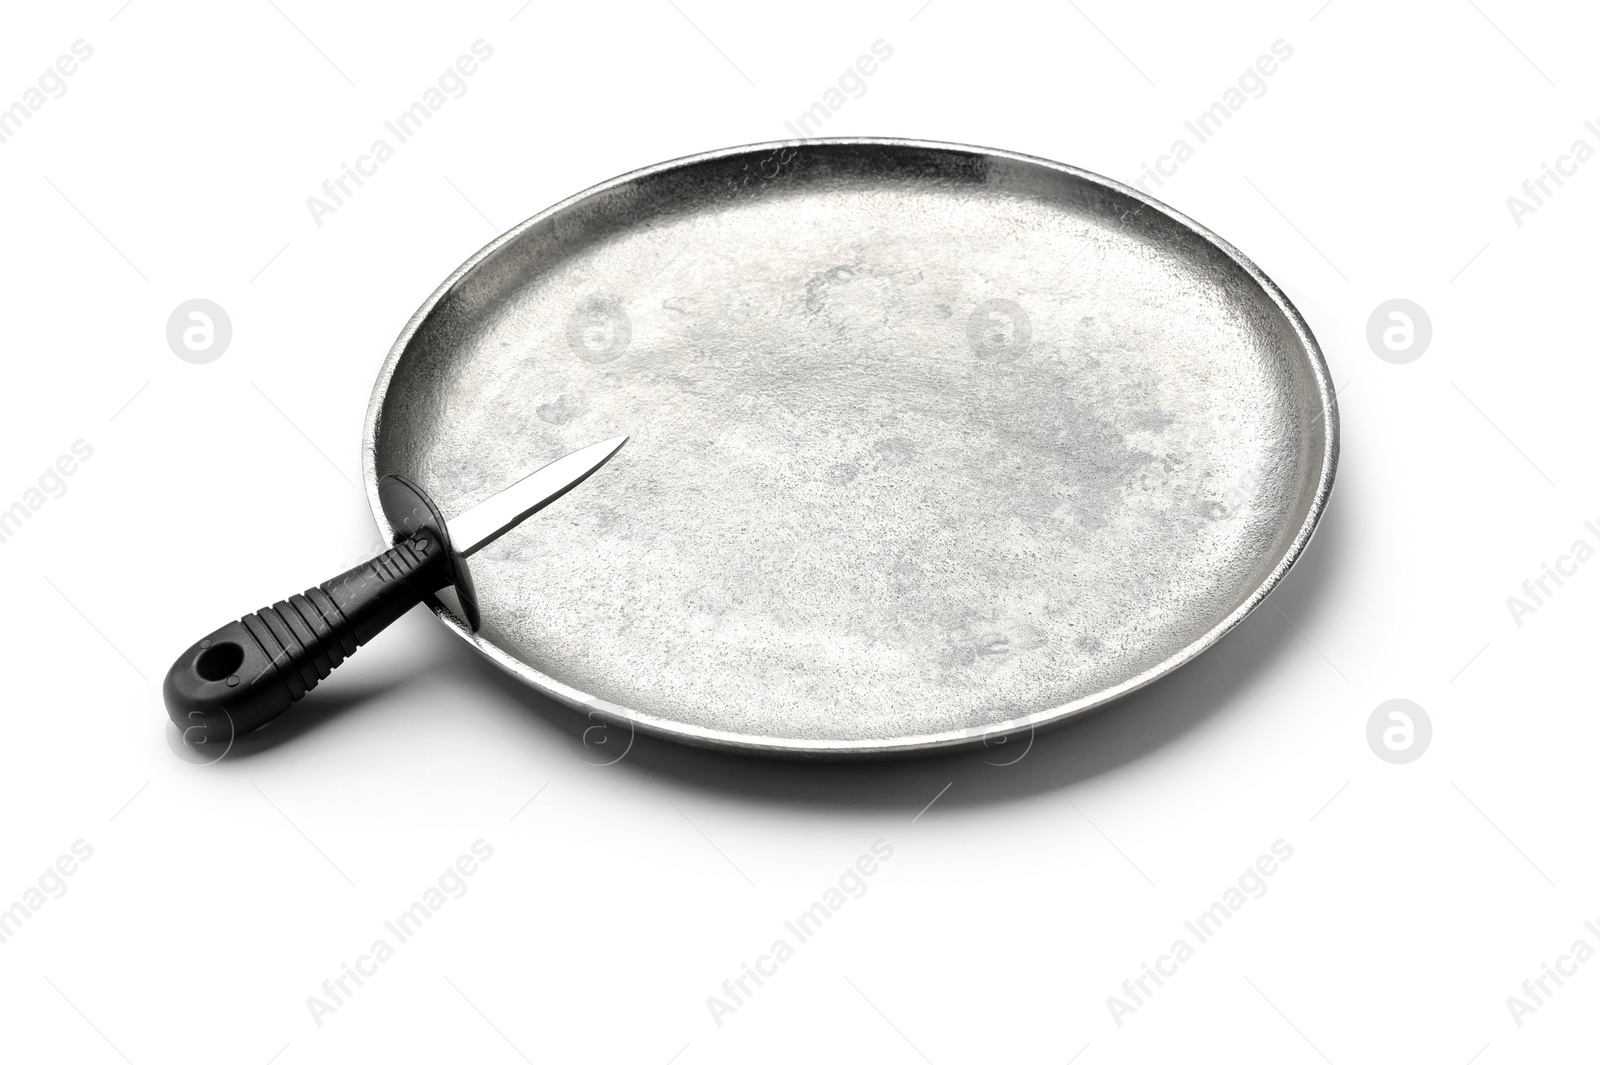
xmin=363 ymin=139 xmax=1338 ymax=758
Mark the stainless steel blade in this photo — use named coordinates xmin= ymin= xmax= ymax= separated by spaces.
xmin=446 ymin=436 xmax=627 ymax=556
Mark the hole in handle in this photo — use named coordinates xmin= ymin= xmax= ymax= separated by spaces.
xmin=196 ymin=641 xmax=244 ymax=682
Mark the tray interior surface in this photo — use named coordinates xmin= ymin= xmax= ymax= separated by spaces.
xmin=369 ymin=141 xmax=1334 ymax=754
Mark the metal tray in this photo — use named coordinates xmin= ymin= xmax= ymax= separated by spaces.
xmin=364 ymin=139 xmax=1338 ymax=758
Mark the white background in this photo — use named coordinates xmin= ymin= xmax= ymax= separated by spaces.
xmin=1 ymin=1 xmax=1596 ymax=1062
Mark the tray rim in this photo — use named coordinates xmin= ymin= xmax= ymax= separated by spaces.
xmin=362 ymin=136 xmax=1340 ymax=759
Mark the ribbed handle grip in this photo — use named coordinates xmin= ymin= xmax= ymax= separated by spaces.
xmin=163 ymin=533 xmax=451 ymax=743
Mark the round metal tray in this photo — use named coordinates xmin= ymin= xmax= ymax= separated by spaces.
xmin=364 ymin=139 xmax=1337 ymax=758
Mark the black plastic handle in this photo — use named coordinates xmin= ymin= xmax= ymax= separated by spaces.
xmin=163 ymin=474 xmax=479 ymax=744
xmin=163 ymin=533 xmax=449 ymax=741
